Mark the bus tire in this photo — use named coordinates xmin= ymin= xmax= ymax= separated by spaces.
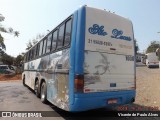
xmin=23 ymin=76 xmax=26 ymax=87
xmin=35 ymin=80 xmax=40 ymax=98
xmin=40 ymin=82 xmax=47 ymax=103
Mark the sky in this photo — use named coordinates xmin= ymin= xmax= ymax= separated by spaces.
xmin=0 ymin=0 xmax=160 ymax=57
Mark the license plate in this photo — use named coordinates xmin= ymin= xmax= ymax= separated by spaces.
xmin=108 ymin=99 xmax=118 ymax=104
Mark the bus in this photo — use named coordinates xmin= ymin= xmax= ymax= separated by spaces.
xmin=22 ymin=6 xmax=136 ymax=112
xmin=145 ymin=52 xmax=159 ymax=68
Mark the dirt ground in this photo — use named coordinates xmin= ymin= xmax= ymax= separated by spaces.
xmin=134 ymin=63 xmax=160 ymax=109
xmin=0 ymin=74 xmax=21 ymax=81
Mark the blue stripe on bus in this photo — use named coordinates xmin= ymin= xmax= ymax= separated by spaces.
xmin=75 ymin=6 xmax=86 ymax=74
xmin=69 ymin=6 xmax=86 ymax=110
xmin=70 ymin=90 xmax=135 ymax=112
xmin=69 ymin=10 xmax=78 ymax=105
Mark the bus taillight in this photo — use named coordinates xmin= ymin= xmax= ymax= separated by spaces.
xmin=74 ymin=75 xmax=84 ymax=93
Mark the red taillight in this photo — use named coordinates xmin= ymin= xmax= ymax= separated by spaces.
xmin=74 ymin=75 xmax=84 ymax=93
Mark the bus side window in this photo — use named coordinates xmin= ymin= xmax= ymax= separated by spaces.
xmin=33 ymin=46 xmax=36 ymax=58
xmin=24 ymin=54 xmax=27 ymax=62
xmin=46 ymin=33 xmax=52 ymax=53
xmin=31 ymin=49 xmax=33 ymax=60
xmin=64 ymin=19 xmax=72 ymax=46
xmin=32 ymin=47 xmax=36 ymax=59
xmin=52 ymin=30 xmax=57 ymax=51
xmin=34 ymin=45 xmax=37 ymax=58
xmin=28 ymin=50 xmax=31 ymax=61
xmin=30 ymin=49 xmax=34 ymax=60
xmin=39 ymin=41 xmax=43 ymax=56
xmin=57 ymin=24 xmax=65 ymax=49
xmin=43 ymin=38 xmax=47 ymax=55
xmin=26 ymin=52 xmax=29 ymax=61
xmin=26 ymin=53 xmax=28 ymax=62
xmin=34 ymin=46 xmax=37 ymax=58
xmin=24 ymin=55 xmax=26 ymax=62
xmin=36 ymin=43 xmax=39 ymax=57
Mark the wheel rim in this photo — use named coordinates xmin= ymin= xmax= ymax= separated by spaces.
xmin=41 ymin=84 xmax=45 ymax=99
xmin=35 ymin=81 xmax=38 ymax=94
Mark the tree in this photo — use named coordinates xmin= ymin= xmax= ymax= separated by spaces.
xmin=26 ymin=34 xmax=44 ymax=50
xmin=0 ymin=14 xmax=19 ymax=52
xmin=146 ymin=41 xmax=160 ymax=53
xmin=0 ymin=53 xmax=14 ymax=65
xmin=134 ymin=39 xmax=139 ymax=54
xmin=14 ymin=54 xmax=24 ymax=67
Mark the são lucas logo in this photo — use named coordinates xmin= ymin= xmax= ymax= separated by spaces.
xmin=88 ymin=24 xmax=107 ymax=36
xmin=88 ymin=24 xmax=132 ymax=41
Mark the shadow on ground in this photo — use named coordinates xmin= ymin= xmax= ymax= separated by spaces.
xmin=136 ymin=63 xmax=146 ymax=67
xmin=25 ymin=84 xmax=160 ymax=120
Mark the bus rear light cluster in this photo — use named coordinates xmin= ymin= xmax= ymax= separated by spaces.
xmin=74 ymin=74 xmax=84 ymax=93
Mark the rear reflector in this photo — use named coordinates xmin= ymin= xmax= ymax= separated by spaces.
xmin=110 ymin=83 xmax=116 ymax=87
xmin=110 ymin=48 xmax=116 ymax=50
xmin=74 ymin=75 xmax=84 ymax=93
xmin=84 ymin=89 xmax=91 ymax=92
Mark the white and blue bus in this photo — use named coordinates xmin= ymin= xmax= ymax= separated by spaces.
xmin=22 ymin=6 xmax=136 ymax=112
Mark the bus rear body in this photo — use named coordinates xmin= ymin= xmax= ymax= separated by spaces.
xmin=69 ymin=6 xmax=135 ymax=112
xmin=22 ymin=6 xmax=136 ymax=112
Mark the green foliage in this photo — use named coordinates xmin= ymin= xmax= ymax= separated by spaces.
xmin=0 ymin=14 xmax=20 ymax=52
xmin=0 ymin=53 xmax=14 ymax=65
xmin=0 ymin=53 xmax=24 ymax=74
xmin=0 ymin=52 xmax=24 ymax=67
xmin=0 ymin=34 xmax=5 ymax=50
xmin=0 ymin=14 xmax=5 ymax=22
xmin=134 ymin=39 xmax=139 ymax=54
xmin=14 ymin=54 xmax=24 ymax=67
xmin=146 ymin=41 xmax=160 ymax=53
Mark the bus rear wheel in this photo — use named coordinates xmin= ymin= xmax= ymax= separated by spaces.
xmin=35 ymin=80 xmax=40 ymax=98
xmin=40 ymin=82 xmax=47 ymax=103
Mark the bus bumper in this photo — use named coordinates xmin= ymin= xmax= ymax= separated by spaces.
xmin=69 ymin=90 xmax=135 ymax=112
